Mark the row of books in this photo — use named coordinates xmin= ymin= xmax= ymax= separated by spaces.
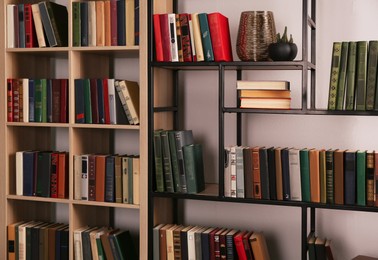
xmin=153 ymin=224 xmax=270 ymax=260
xmin=237 ymin=80 xmax=291 ymax=109
xmin=7 ymin=78 xmax=68 ymax=123
xmin=153 ymin=130 xmax=205 ymax=194
xmin=7 ymin=2 xmax=68 ymax=48
xmin=225 ymin=146 xmax=378 ymax=207
xmin=328 ymin=41 xmax=378 ymax=111
xmin=7 ymin=221 xmax=68 ymax=260
xmin=72 ymin=0 xmax=139 ymax=47
xmin=153 ymin=12 xmax=233 ymax=62
xmin=74 ymin=78 xmax=140 ymax=125
xmin=74 ymin=154 xmax=140 ymax=205
xmin=15 ymin=151 xmax=68 ymax=199
xmin=74 ymin=226 xmax=137 ymax=260
xmin=307 ymin=232 xmax=334 ymax=260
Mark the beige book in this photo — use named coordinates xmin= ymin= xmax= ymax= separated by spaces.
xmin=191 ymin=13 xmax=204 ymax=61
xmin=88 ymin=1 xmax=97 ymax=46
xmin=31 ymin=4 xmax=46 ymax=47
xmin=118 ymin=80 xmax=140 ymax=125
xmin=133 ymin=156 xmax=140 ymax=205
xmin=125 ymin=0 xmax=135 ymax=46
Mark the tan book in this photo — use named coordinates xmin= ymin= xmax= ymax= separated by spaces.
xmin=125 ymin=0 xmax=135 ymax=46
xmin=249 ymin=232 xmax=270 ymax=260
xmin=275 ymin=147 xmax=283 ymax=200
xmin=88 ymin=1 xmax=97 ymax=46
xmin=166 ymin=224 xmax=178 ymax=260
xmin=239 ymin=89 xmax=291 ymax=98
xmin=334 ymin=149 xmax=345 ymax=205
xmin=31 ymin=4 xmax=46 ymax=47
xmin=309 ymin=149 xmax=320 ymax=203
xmin=122 ymin=156 xmax=130 ymax=203
xmin=191 ymin=13 xmax=204 ymax=61
xmin=133 ymin=156 xmax=140 ymax=205
xmin=96 ymin=1 xmax=105 ymax=46
xmin=118 ymin=80 xmax=140 ymax=125
xmin=104 ymin=0 xmax=111 ymax=46
xmin=252 ymin=147 xmax=262 ymax=199
xmin=115 ymin=155 xmax=123 ymax=203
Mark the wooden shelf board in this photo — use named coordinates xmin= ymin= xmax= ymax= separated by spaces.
xmin=72 ymin=200 xmax=140 ymax=209
xmin=71 ymin=123 xmax=140 ymax=130
xmin=7 ymin=195 xmax=69 ymax=204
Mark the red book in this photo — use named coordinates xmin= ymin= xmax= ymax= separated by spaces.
xmin=7 ymin=79 xmax=13 ymax=122
xmin=234 ymin=231 xmax=248 ymax=260
xmin=58 ymin=152 xmax=68 ymax=198
xmin=209 ymin=227 xmax=220 ymax=260
xmin=242 ymin=231 xmax=254 ymax=259
xmin=214 ymin=228 xmax=226 ymax=259
xmin=153 ymin=14 xmax=164 ymax=61
xmin=179 ymin=13 xmax=193 ymax=62
xmin=24 ymin=4 xmax=37 ymax=48
xmin=90 ymin=79 xmax=99 ymax=124
xmin=50 ymin=152 xmax=59 ymax=198
xmin=102 ymin=79 xmax=110 ymax=124
xmin=110 ymin=0 xmax=118 ymax=46
xmin=60 ymin=79 xmax=68 ymax=123
xmin=52 ymin=79 xmax=61 ymax=123
xmin=159 ymin=14 xmax=171 ymax=62
xmin=207 ymin=12 xmax=233 ymax=62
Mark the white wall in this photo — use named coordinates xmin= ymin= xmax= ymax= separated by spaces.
xmin=177 ymin=0 xmax=378 ymax=259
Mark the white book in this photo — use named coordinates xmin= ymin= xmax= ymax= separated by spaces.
xmin=107 ymin=79 xmax=117 ymax=124
xmin=115 ymin=80 xmax=134 ymax=124
xmin=31 ymin=3 xmax=46 ymax=47
xmin=81 ymin=154 xmax=89 ymax=200
xmin=88 ymin=1 xmax=97 ymax=46
xmin=289 ymin=148 xmax=302 ymax=201
xmin=118 ymin=80 xmax=140 ymax=124
xmin=168 ymin=13 xmax=179 ymax=62
xmin=74 ymin=155 xmax=82 ymax=200
xmin=16 ymin=151 xmax=24 ymax=195
xmin=236 ymin=146 xmax=245 ymax=198
xmin=224 ymin=147 xmax=232 ymax=197
xmin=22 ymin=78 xmax=29 ymax=122
xmin=188 ymin=14 xmax=196 ymax=60
xmin=187 ymin=226 xmax=201 ymax=260
xmin=7 ymin=5 xmax=15 ymax=48
xmin=230 ymin=146 xmax=237 ymax=198
xmin=74 ymin=226 xmax=90 ymax=260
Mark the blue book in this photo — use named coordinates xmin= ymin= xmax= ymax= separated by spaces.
xmin=198 ymin=13 xmax=214 ymax=61
xmin=117 ymin=0 xmax=126 ymax=45
xmin=74 ymin=79 xmax=85 ymax=123
xmin=23 ymin=151 xmax=36 ymax=196
xmin=80 ymin=2 xmax=88 ymax=46
xmin=18 ymin=4 xmax=25 ymax=48
xmin=97 ymin=79 xmax=105 ymax=124
xmin=105 ymin=155 xmax=115 ymax=202
xmin=281 ymin=148 xmax=291 ymax=200
xmin=345 ymin=150 xmax=357 ymax=205
xmin=28 ymin=79 xmax=35 ymax=122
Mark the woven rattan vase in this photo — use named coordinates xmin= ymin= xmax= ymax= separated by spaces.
xmin=236 ymin=11 xmax=276 ymax=61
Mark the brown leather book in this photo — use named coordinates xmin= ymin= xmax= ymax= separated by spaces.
xmin=159 ymin=224 xmax=173 ymax=260
xmin=334 ymin=149 xmax=345 ymax=205
xmin=275 ymin=147 xmax=283 ymax=200
xmin=96 ymin=155 xmax=107 ymax=202
xmin=103 ymin=0 xmax=111 ymax=46
xmin=309 ymin=149 xmax=320 ymax=203
xmin=58 ymin=152 xmax=68 ymax=199
xmin=252 ymin=147 xmax=261 ymax=199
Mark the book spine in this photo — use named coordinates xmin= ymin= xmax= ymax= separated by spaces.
xmin=7 ymin=79 xmax=13 ymax=122
xmin=24 ymin=4 xmax=34 ymax=48
xmin=88 ymin=155 xmax=96 ymax=201
xmin=319 ymin=150 xmax=327 ymax=204
xmin=60 ymin=79 xmax=68 ymax=123
xmin=18 ymin=4 xmax=25 ymax=48
xmin=366 ymin=41 xmax=378 ymax=110
xmin=299 ymin=149 xmax=311 ymax=202
xmin=114 ymin=81 xmax=134 ymax=124
xmin=288 ymin=149 xmax=301 ymax=201
xmin=259 ymin=148 xmax=270 ymax=200
xmin=325 ymin=150 xmax=334 ymax=204
xmin=175 ymin=14 xmax=183 ymax=62
xmin=105 ymin=156 xmax=115 ymax=202
xmin=168 ymin=131 xmax=181 ymax=193
xmin=153 ymin=14 xmax=164 ymax=61
xmin=336 ymin=42 xmax=349 ymax=110
xmin=252 ymin=148 xmax=262 ymax=199
xmin=80 ymin=2 xmax=88 ymax=46
xmin=184 ymin=144 xmax=205 ymax=194
xmin=116 ymin=0 xmax=126 ymax=45
xmin=230 ymin=147 xmax=237 ymax=198
xmin=179 ymin=13 xmax=193 ymax=62
xmin=366 ymin=152 xmax=375 ymax=206
xmin=327 ymin=42 xmax=342 ymax=110
xmin=50 ymin=153 xmax=59 ymax=198
xmin=39 ymin=2 xmax=57 ymax=46
xmin=161 ymin=131 xmax=174 ymax=192
xmin=281 ymin=148 xmax=291 ymax=200
xmin=344 ymin=151 xmax=356 ymax=205
xmin=198 ymin=13 xmax=214 ymax=61
xmin=41 ymin=79 xmax=47 ymax=122
xmin=188 ymin=14 xmax=197 ymax=61
xmin=125 ymin=0 xmax=135 ymax=46
xmin=355 ymin=41 xmax=368 ymax=111
xmin=110 ymin=0 xmax=118 ymax=46
xmin=72 ymin=2 xmax=81 ymax=46
xmin=13 ymin=79 xmax=20 ymax=122
xmin=168 ymin=13 xmax=178 ymax=62
xmin=345 ymin=42 xmax=357 ymax=110
xmin=81 ymin=155 xmax=89 ymax=200
xmin=235 ymin=147 xmax=245 ymax=198
xmin=153 ymin=131 xmax=165 ymax=192
xmin=356 ymin=151 xmax=366 ymax=206
xmin=134 ymin=0 xmax=140 ymax=45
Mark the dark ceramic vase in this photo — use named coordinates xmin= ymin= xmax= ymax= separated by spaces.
xmin=268 ymin=42 xmax=298 ymax=61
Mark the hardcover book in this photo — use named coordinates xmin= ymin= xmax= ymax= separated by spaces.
xmin=299 ymin=148 xmax=311 ymax=202
xmin=309 ymin=149 xmax=320 ymax=203
xmin=357 ymin=150 xmax=367 ymax=206
xmin=355 ymin=41 xmax=368 ymax=111
xmin=207 ymin=12 xmax=233 ymax=61
xmin=198 ymin=13 xmax=214 ymax=61
xmin=327 ymin=42 xmax=342 ymax=110
xmin=334 ymin=149 xmax=345 ymax=205
xmin=183 ymin=144 xmax=205 ymax=194
xmin=366 ymin=41 xmax=378 ymax=110
xmin=288 ymin=148 xmax=302 ymax=201
xmin=345 ymin=41 xmax=357 ymax=110
xmin=336 ymin=42 xmax=349 ymax=110
xmin=344 ymin=150 xmax=357 ymax=205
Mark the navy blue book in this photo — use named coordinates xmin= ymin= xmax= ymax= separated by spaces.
xmin=23 ymin=151 xmax=36 ymax=196
xmin=28 ymin=79 xmax=35 ymax=122
xmin=97 ymin=79 xmax=105 ymax=124
xmin=74 ymin=79 xmax=85 ymax=123
xmin=259 ymin=147 xmax=270 ymax=200
xmin=59 ymin=227 xmax=69 ymax=260
xmin=281 ymin=148 xmax=291 ymax=200
xmin=18 ymin=4 xmax=25 ymax=48
xmin=134 ymin=0 xmax=140 ymax=45
xmin=117 ymin=0 xmax=126 ymax=45
xmin=46 ymin=79 xmax=52 ymax=122
xmin=267 ymin=147 xmax=277 ymax=200
xmin=105 ymin=155 xmax=116 ymax=202
xmin=80 ymin=2 xmax=88 ymax=46
xmin=344 ymin=150 xmax=357 ymax=205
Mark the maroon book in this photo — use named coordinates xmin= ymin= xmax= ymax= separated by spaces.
xmin=159 ymin=14 xmax=171 ymax=62
xmin=179 ymin=13 xmax=193 ymax=62
xmin=110 ymin=0 xmax=118 ymax=46
xmin=207 ymin=12 xmax=233 ymax=62
xmin=209 ymin=227 xmax=220 ymax=260
xmin=153 ymin=14 xmax=164 ymax=61
xmin=102 ymin=79 xmax=110 ymax=124
xmin=60 ymin=79 xmax=68 ymax=123
xmin=242 ymin=231 xmax=254 ymax=260
xmin=52 ymin=79 xmax=61 ymax=123
xmin=50 ymin=152 xmax=59 ymax=198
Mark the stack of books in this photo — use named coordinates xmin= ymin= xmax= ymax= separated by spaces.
xmin=237 ymin=80 xmax=291 ymax=109
xmin=307 ymin=232 xmax=334 ymax=260
xmin=153 ymin=12 xmax=233 ymax=62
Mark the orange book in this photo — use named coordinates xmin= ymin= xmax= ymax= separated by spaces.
xmin=95 ymin=155 xmax=107 ymax=201
xmin=96 ymin=1 xmax=105 ymax=46
xmin=104 ymin=0 xmax=111 ymax=46
xmin=58 ymin=152 xmax=68 ymax=199
xmin=309 ymin=149 xmax=320 ymax=203
xmin=334 ymin=149 xmax=345 ymax=205
xmin=8 ymin=221 xmax=26 ymax=260
xmin=252 ymin=147 xmax=261 ymax=199
xmin=239 ymin=89 xmax=291 ymax=98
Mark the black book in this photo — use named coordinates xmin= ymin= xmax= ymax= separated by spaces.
xmin=97 ymin=79 xmax=105 ymax=124
xmin=259 ymin=147 xmax=270 ymax=200
xmin=281 ymin=148 xmax=291 ymax=200
xmin=344 ymin=150 xmax=357 ymax=205
xmin=36 ymin=151 xmax=52 ymax=197
xmin=74 ymin=79 xmax=85 ymax=123
xmin=59 ymin=226 xmax=69 ymax=260
xmin=105 ymin=155 xmax=116 ymax=202
xmin=267 ymin=147 xmax=277 ymax=200
xmin=117 ymin=0 xmax=126 ymax=45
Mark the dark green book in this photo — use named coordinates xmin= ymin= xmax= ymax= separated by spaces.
xmin=366 ymin=151 xmax=375 ymax=206
xmin=34 ymin=79 xmax=43 ymax=122
xmin=41 ymin=79 xmax=47 ymax=122
xmin=168 ymin=131 xmax=181 ymax=192
xmin=355 ymin=41 xmax=368 ymax=111
xmin=112 ymin=230 xmax=138 ymax=260
xmin=174 ymin=130 xmax=194 ymax=193
xmin=183 ymin=144 xmax=205 ymax=194
xmin=198 ymin=13 xmax=214 ymax=62
xmin=299 ymin=148 xmax=311 ymax=202
xmin=153 ymin=130 xmax=165 ymax=192
xmin=36 ymin=151 xmax=52 ymax=197
xmin=336 ymin=42 xmax=349 ymax=110
xmin=83 ymin=78 xmax=92 ymax=124
xmin=259 ymin=147 xmax=269 ymax=200
xmin=356 ymin=150 xmax=366 ymax=206
xmin=72 ymin=2 xmax=81 ymax=46
xmin=345 ymin=41 xmax=357 ymax=110
xmin=161 ymin=130 xmax=174 ymax=192
xmin=328 ymin=42 xmax=342 ymax=110
xmin=366 ymin=41 xmax=378 ymax=110
xmin=325 ymin=149 xmax=335 ymax=204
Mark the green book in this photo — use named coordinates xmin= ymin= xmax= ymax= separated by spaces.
xmin=336 ymin=42 xmax=349 ymax=110
xmin=356 ymin=150 xmax=366 ymax=206
xmin=366 ymin=41 xmax=378 ymax=110
xmin=72 ymin=2 xmax=81 ymax=46
xmin=153 ymin=130 xmax=165 ymax=192
xmin=355 ymin=41 xmax=368 ymax=110
xmin=326 ymin=149 xmax=335 ymax=204
xmin=83 ymin=79 xmax=92 ymax=124
xmin=168 ymin=131 xmax=181 ymax=192
xmin=113 ymin=230 xmax=138 ymax=260
xmin=34 ymin=79 xmax=43 ymax=122
xmin=183 ymin=144 xmax=205 ymax=194
xmin=198 ymin=13 xmax=214 ymax=62
xmin=345 ymin=41 xmax=357 ymax=110
xmin=319 ymin=150 xmax=327 ymax=203
xmin=161 ymin=130 xmax=174 ymax=192
xmin=328 ymin=42 xmax=342 ymax=110
xmin=299 ymin=149 xmax=310 ymax=202
xmin=41 ymin=79 xmax=47 ymax=122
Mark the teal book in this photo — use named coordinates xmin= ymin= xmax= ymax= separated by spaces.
xmin=345 ymin=41 xmax=357 ymax=110
xmin=366 ymin=41 xmax=378 ymax=110
xmin=198 ymin=13 xmax=214 ymax=61
xmin=41 ymin=79 xmax=47 ymax=122
xmin=34 ymin=79 xmax=43 ymax=122
xmin=356 ymin=150 xmax=366 ymax=206
xmin=355 ymin=41 xmax=368 ymax=111
xmin=83 ymin=78 xmax=92 ymax=124
xmin=299 ymin=149 xmax=311 ymax=202
xmin=327 ymin=42 xmax=342 ymax=110
xmin=153 ymin=130 xmax=165 ymax=192
xmin=336 ymin=42 xmax=349 ymax=110
xmin=72 ymin=2 xmax=81 ymax=46
xmin=168 ymin=131 xmax=181 ymax=192
xmin=183 ymin=144 xmax=205 ymax=194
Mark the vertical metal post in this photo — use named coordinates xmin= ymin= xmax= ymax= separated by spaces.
xmin=311 ymin=207 xmax=316 ymax=232
xmin=301 ymin=206 xmax=308 ymax=260
xmin=236 ymin=70 xmax=242 ymax=146
xmin=310 ymin=0 xmax=317 ymax=109
xmin=301 ymin=0 xmax=309 ymax=111
xmin=219 ymin=65 xmax=225 ymax=197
